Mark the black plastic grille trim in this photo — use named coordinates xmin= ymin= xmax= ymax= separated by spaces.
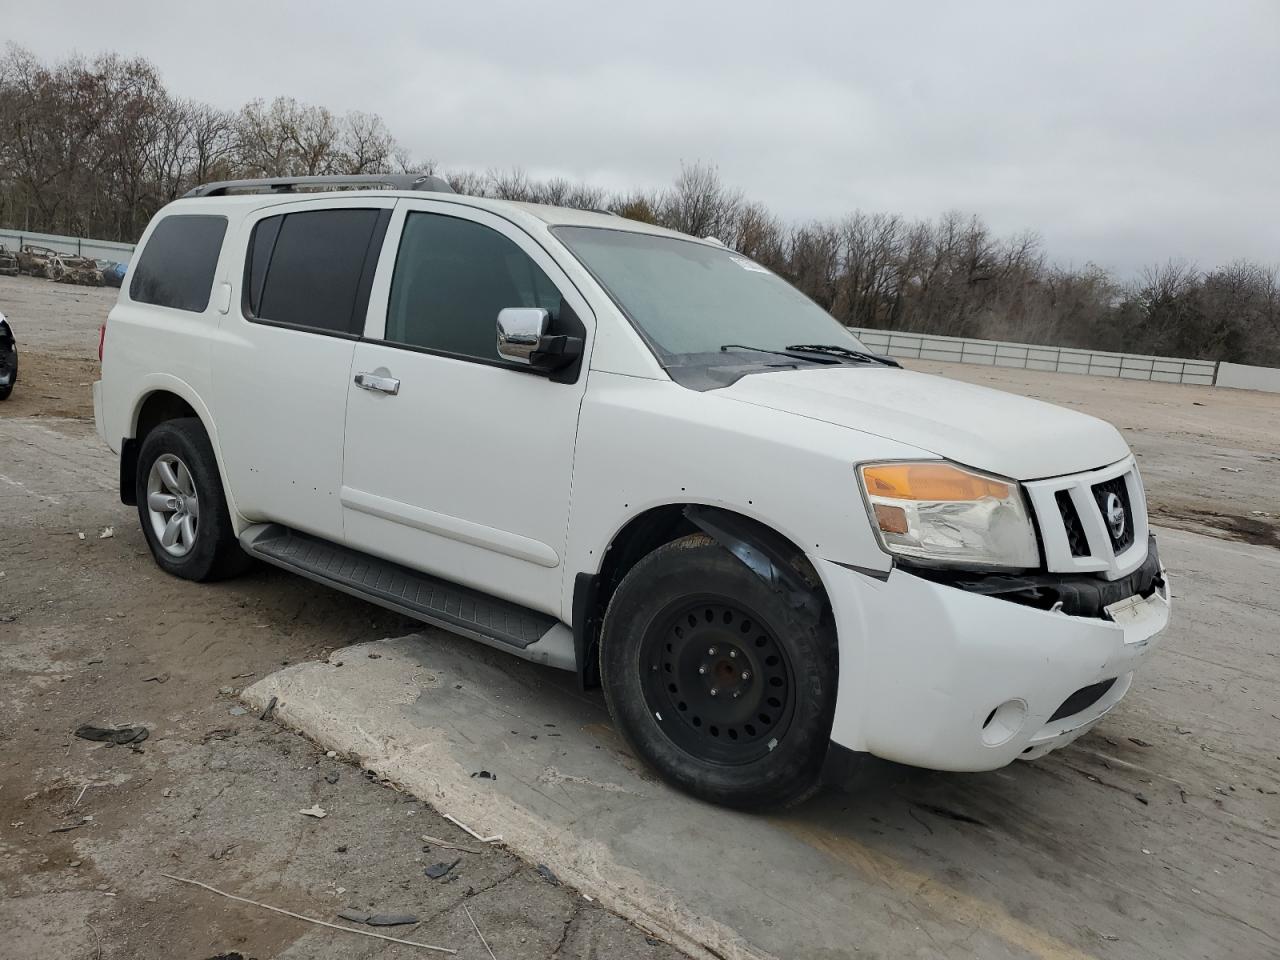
xmin=1055 ymin=490 xmax=1090 ymax=557
xmin=1049 ymin=678 xmax=1117 ymax=722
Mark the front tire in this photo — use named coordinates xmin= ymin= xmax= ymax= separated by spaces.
xmin=600 ymin=534 xmax=837 ymax=810
xmin=135 ymin=418 xmax=249 ymax=581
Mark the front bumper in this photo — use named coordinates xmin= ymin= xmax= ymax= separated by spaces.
xmin=818 ymin=550 xmax=1169 ymax=771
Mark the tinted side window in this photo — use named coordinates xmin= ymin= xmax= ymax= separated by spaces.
xmin=130 ymin=215 xmax=227 ymax=312
xmin=248 ymin=208 xmax=385 ymax=334
xmin=386 ymin=213 xmax=562 ymax=360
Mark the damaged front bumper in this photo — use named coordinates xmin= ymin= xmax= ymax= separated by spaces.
xmin=818 ymin=540 xmax=1170 ymax=771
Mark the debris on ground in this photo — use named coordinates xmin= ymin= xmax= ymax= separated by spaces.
xmin=536 ymin=863 xmax=560 ymax=885
xmin=443 ymin=814 xmax=501 ymax=843
xmin=424 ymin=858 xmax=460 ymax=880
xmin=299 ymin=804 xmax=327 ymax=819
xmin=144 ymin=673 xmax=169 ymax=683
xmin=463 ymin=903 xmax=498 ymax=960
xmin=98 ymin=526 xmax=113 ymax=539
xmin=470 ymin=770 xmax=496 ymax=780
xmin=420 ymin=834 xmax=482 ymax=855
xmin=325 ymin=771 xmax=340 ymax=784
xmin=229 ymin=705 xmax=248 ymax=716
xmin=337 ymin=910 xmax=420 ymax=926
xmin=259 ymin=695 xmax=278 ymax=721
xmin=1128 ymin=737 xmax=1152 ymax=747
xmin=163 ymin=875 xmax=454 ymax=953
xmin=49 ymin=816 xmax=93 ymax=833
xmin=74 ymin=723 xmax=148 ymax=745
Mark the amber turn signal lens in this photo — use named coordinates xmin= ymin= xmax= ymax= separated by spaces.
xmin=873 ymin=503 xmax=908 ymax=534
xmin=861 ymin=463 xmax=1010 ymax=502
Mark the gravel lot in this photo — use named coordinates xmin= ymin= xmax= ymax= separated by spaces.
xmin=2 ymin=273 xmax=1278 ymax=959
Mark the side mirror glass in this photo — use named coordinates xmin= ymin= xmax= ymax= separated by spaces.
xmin=496 ymin=307 xmax=549 ymax=364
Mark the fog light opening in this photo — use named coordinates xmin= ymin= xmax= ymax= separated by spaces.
xmin=981 ymin=699 xmax=1028 ymax=747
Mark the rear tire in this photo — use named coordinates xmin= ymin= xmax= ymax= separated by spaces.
xmin=135 ymin=418 xmax=250 ymax=581
xmin=600 ymin=534 xmax=837 ymax=810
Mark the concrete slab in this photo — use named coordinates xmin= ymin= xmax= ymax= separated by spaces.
xmin=243 ymin=527 xmax=1280 ymax=960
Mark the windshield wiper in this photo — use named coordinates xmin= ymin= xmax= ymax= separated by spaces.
xmin=719 ymin=344 xmax=831 ymax=364
xmin=784 ymin=344 xmax=901 ymax=367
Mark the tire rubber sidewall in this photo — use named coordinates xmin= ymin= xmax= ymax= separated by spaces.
xmin=600 ymin=534 xmax=837 ymax=810
xmin=135 ymin=418 xmax=247 ymax=581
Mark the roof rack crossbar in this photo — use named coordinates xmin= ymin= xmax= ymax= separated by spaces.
xmin=183 ymin=174 xmax=455 ymax=198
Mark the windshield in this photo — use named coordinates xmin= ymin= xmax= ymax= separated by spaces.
xmin=554 ymin=226 xmax=868 ymax=363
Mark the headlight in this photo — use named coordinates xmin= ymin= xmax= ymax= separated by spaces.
xmin=858 ymin=461 xmax=1039 ymax=569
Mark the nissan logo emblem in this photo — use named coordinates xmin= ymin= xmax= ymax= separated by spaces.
xmin=1105 ymin=492 xmax=1127 ymax=542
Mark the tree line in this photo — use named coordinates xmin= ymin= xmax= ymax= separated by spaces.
xmin=1 ymin=44 xmax=1276 ymax=365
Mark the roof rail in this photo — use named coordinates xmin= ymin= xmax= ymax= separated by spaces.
xmin=182 ymin=174 xmax=455 ymax=198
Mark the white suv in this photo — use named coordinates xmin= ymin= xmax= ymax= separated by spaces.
xmin=94 ymin=174 xmax=1170 ymax=808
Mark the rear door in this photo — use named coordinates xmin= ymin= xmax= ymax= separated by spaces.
xmin=211 ymin=196 xmax=393 ymax=540
xmin=341 ymin=201 xmax=593 ymax=616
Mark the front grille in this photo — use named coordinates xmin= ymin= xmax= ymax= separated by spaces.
xmin=1092 ymin=477 xmax=1135 ymax=552
xmin=1049 ymin=678 xmax=1116 ymax=722
xmin=1055 ymin=490 xmax=1090 ymax=557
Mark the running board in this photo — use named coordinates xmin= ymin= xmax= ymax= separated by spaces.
xmin=239 ymin=523 xmax=575 ymax=671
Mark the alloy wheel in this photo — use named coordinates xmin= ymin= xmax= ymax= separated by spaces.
xmin=145 ymin=453 xmax=200 ymax=557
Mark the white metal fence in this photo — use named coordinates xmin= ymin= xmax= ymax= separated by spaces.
xmin=0 ymin=227 xmax=134 ymax=263
xmin=2 ymin=226 xmax=1278 ymax=393
xmin=851 ymin=328 xmax=1219 ymax=386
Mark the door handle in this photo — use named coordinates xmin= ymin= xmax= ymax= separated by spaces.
xmin=354 ymin=372 xmax=400 ymax=395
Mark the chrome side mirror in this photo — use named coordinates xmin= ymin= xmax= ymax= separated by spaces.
xmin=496 ymin=307 xmax=550 ymax=364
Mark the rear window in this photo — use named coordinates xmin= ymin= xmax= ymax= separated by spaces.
xmin=245 ymin=209 xmax=386 ymax=335
xmin=130 ymin=215 xmax=227 ymax=312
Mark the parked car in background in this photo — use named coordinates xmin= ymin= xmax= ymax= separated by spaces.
xmin=95 ymin=258 xmax=129 ymax=287
xmin=16 ymin=244 xmax=104 ymax=284
xmin=0 ymin=244 xmax=18 ymax=277
xmin=51 ymin=254 xmax=104 ymax=286
xmin=0 ymin=312 xmax=16 ymax=401
xmin=94 ymin=174 xmax=1171 ymax=809
xmin=17 ymin=244 xmax=60 ymax=277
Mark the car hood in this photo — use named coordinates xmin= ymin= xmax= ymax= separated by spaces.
xmin=719 ymin=366 xmax=1130 ymax=481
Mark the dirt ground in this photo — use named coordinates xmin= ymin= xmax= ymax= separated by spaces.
xmin=2 ymin=273 xmax=1278 ymax=959
xmin=0 ymin=275 xmax=690 ymax=959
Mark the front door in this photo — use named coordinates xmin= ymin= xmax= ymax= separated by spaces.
xmin=341 ymin=201 xmax=593 ymax=616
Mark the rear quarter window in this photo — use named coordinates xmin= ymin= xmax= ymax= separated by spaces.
xmin=129 ymin=214 xmax=228 ymax=312
xmin=244 ymin=208 xmax=386 ymax=335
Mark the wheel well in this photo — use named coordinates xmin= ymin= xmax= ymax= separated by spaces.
xmin=120 ymin=391 xmax=200 ymax=506
xmin=135 ymin=391 xmax=198 ymax=443
xmin=574 ymin=505 xmax=828 ymax=688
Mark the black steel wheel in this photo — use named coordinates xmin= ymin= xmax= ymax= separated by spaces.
xmin=639 ymin=597 xmax=797 ymax=765
xmin=601 ymin=533 xmax=837 ymax=810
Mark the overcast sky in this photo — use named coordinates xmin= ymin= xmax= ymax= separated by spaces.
xmin=7 ymin=1 xmax=1277 ymax=275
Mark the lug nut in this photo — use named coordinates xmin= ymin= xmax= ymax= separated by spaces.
xmin=708 ymin=646 xmax=718 ymax=656
xmin=709 ymin=688 xmax=718 ymax=697
xmin=729 ymin=650 xmax=737 ymax=658
xmin=741 ymin=671 xmax=750 ymax=681
xmin=732 ymin=691 xmax=741 ymax=699
xmin=698 ymin=665 xmax=707 ymax=675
